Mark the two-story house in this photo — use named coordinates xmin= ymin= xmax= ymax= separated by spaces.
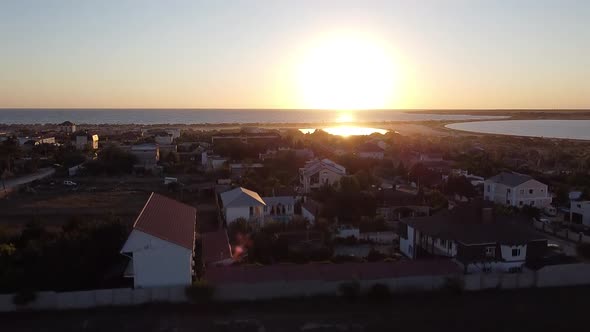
xmin=219 ymin=187 xmax=297 ymax=225
xmin=299 ymin=159 xmax=346 ymax=193
xmin=121 ymin=193 xmax=196 ymax=288
xmin=399 ymin=201 xmax=547 ymax=273
xmin=484 ymin=172 xmax=552 ymax=208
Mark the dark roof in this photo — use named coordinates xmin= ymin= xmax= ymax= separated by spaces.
xmin=357 ymin=142 xmax=384 ymax=152
xmin=204 ymin=260 xmax=461 ymax=285
xmin=132 ymin=192 xmax=196 ymax=250
xmin=59 ymin=121 xmax=74 ymax=126
xmin=201 ymin=229 xmax=232 ymax=265
xmin=487 ymin=172 xmax=534 ymax=187
xmin=402 ymin=200 xmax=545 ymax=245
xmin=378 ymin=189 xmax=424 ymax=206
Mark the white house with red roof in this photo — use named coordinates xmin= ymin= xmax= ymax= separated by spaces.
xmin=121 ymin=192 xmax=196 ymax=288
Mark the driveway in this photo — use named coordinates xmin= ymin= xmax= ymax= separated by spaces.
xmin=2 ymin=168 xmax=55 ymax=190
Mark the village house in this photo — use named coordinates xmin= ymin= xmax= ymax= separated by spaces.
xmin=262 ymin=196 xmax=296 ymax=222
xmin=229 ymin=163 xmax=264 ymax=179
xmin=219 ymin=187 xmax=296 ymax=225
xmin=399 ymin=201 xmax=547 ymax=273
xmin=131 ymin=143 xmax=160 ymax=171
xmin=59 ymin=121 xmax=76 ymax=134
xmin=376 ymin=188 xmax=429 ymax=222
xmin=299 ymin=158 xmax=346 ymax=193
xmin=120 ymin=193 xmax=196 ymax=288
xmin=356 ymin=142 xmax=385 ymax=159
xmin=484 ymin=172 xmax=552 ymax=208
xmin=75 ymin=133 xmax=99 ymax=150
xmin=570 ymin=201 xmax=590 ymax=227
xmin=219 ymin=187 xmax=266 ymax=224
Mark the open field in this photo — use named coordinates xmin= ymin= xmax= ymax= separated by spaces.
xmin=2 ymin=286 xmax=589 ymax=331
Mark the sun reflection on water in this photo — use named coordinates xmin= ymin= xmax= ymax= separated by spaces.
xmin=299 ymin=126 xmax=388 ymax=137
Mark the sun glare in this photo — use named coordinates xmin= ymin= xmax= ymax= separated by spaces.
xmin=296 ymin=34 xmax=398 ymax=110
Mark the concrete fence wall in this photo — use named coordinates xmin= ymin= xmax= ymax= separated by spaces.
xmin=0 ymin=286 xmax=187 ymax=313
xmin=533 ymin=220 xmax=590 ymax=244
xmin=2 ymin=263 xmax=590 ymax=312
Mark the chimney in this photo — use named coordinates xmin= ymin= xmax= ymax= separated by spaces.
xmin=481 ymin=207 xmax=494 ymax=224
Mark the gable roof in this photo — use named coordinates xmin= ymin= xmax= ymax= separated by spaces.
xmin=132 ymin=192 xmax=196 ymax=250
xmin=402 ymin=201 xmax=544 ymax=245
xmin=301 ymin=159 xmax=346 ymax=176
xmin=220 ymin=187 xmax=266 ymax=208
xmin=200 ymin=229 xmax=232 ymax=265
xmin=487 ymin=172 xmax=535 ymax=187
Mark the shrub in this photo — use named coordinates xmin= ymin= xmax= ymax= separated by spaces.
xmin=185 ymin=280 xmax=215 ymax=303
xmin=12 ymin=289 xmax=37 ymax=306
xmin=367 ymin=283 xmax=391 ymax=302
xmin=577 ymin=243 xmax=590 ymax=260
xmin=441 ymin=277 xmax=464 ymax=295
xmin=338 ymin=281 xmax=361 ymax=301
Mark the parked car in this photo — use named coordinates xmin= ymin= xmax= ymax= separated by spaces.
xmin=63 ymin=180 xmax=77 ymax=186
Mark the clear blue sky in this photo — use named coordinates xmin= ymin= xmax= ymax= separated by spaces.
xmin=1 ymin=0 xmax=588 ymax=109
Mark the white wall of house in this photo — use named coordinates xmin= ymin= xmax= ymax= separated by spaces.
xmin=571 ymin=201 xmax=590 ymax=227
xmin=302 ymin=207 xmax=316 ymax=223
xmin=433 ymin=239 xmax=457 ymax=257
xmin=122 ymin=231 xmax=193 ymax=288
xmin=484 ymin=179 xmax=551 ymax=208
xmin=500 ymin=244 xmax=527 ymax=262
xmin=400 ymin=226 xmax=415 ymax=258
xmin=225 ymin=206 xmax=264 ymax=224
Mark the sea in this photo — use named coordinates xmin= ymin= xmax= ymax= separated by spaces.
xmin=0 ymin=109 xmax=506 ymax=125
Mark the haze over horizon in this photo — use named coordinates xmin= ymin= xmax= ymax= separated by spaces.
xmin=1 ymin=0 xmax=589 ymax=110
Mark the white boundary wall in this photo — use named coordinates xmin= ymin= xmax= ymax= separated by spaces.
xmin=2 ymin=263 xmax=590 ymax=312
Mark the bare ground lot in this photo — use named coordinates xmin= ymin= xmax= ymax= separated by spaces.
xmin=2 ymin=286 xmax=589 ymax=331
xmin=0 ymin=174 xmax=217 ymax=232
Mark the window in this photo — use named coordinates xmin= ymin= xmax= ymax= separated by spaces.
xmin=511 ymin=248 xmax=521 ymax=257
xmin=506 ymin=200 xmax=511 ymax=205
xmin=482 ymin=266 xmax=492 ymax=273
xmin=531 ymin=201 xmax=535 ymax=206
xmin=507 ymin=188 xmax=511 ymax=194
xmin=487 ymin=185 xmax=490 ymax=192
xmin=448 ymin=241 xmax=452 ymax=250
xmin=485 ymin=246 xmax=495 ymax=257
xmin=249 ymin=206 xmax=254 ymax=216
xmin=519 ymin=201 xmax=523 ymax=206
xmin=440 ymin=239 xmax=447 ymax=247
xmin=529 ymin=189 xmax=533 ymax=194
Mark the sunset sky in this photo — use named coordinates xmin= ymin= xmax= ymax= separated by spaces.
xmin=1 ymin=0 xmax=588 ymax=109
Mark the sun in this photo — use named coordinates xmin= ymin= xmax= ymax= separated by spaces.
xmin=295 ymin=34 xmax=398 ymax=110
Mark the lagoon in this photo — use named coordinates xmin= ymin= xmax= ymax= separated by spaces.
xmin=446 ymin=120 xmax=590 ymax=141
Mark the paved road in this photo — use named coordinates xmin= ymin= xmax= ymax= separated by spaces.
xmin=537 ymin=229 xmax=579 ymax=256
xmin=2 ymin=168 xmax=55 ymax=190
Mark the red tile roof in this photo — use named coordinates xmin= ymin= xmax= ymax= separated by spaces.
xmin=204 ymin=259 xmax=460 ymax=285
xmin=133 ymin=192 xmax=196 ymax=250
xmin=201 ymin=229 xmax=232 ymax=265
